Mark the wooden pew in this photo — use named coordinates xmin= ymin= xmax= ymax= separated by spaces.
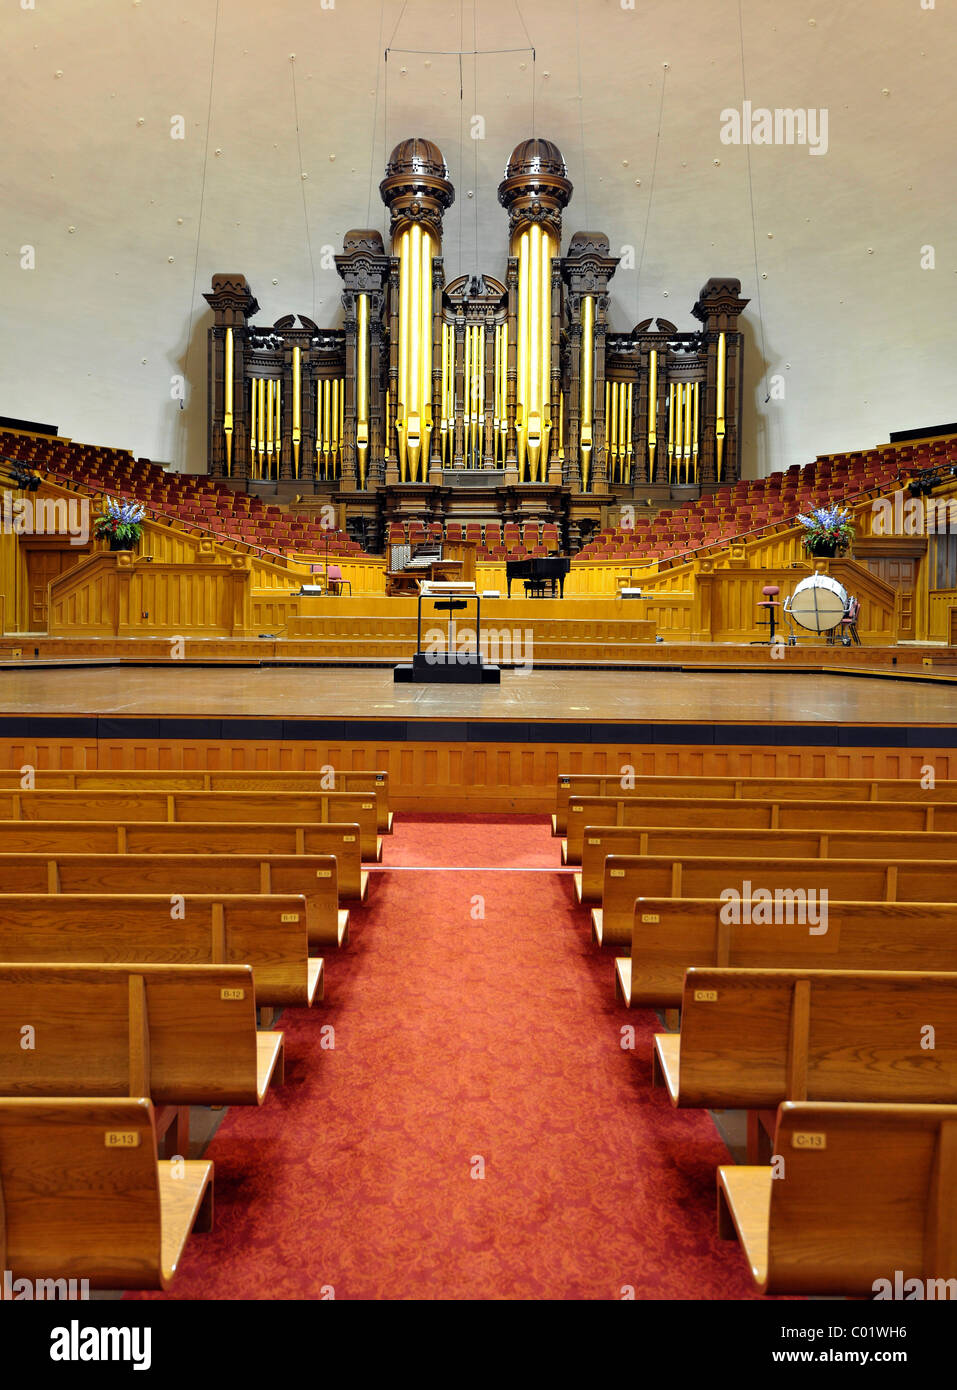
xmin=594 ymin=852 xmax=957 ymax=948
xmin=0 ymin=852 xmax=348 ymax=949
xmin=0 ymin=789 xmax=382 ymax=861
xmin=553 ymin=771 xmax=957 ymax=835
xmin=0 ymin=1096 xmax=213 ymax=1291
xmin=0 ymin=962 xmax=284 ymax=1158
xmin=562 ymin=794 xmax=943 ymax=865
xmin=594 ymin=852 xmax=957 ymax=949
xmin=0 ymin=820 xmax=368 ymax=901
xmin=653 ymin=967 xmax=957 ymax=1161
xmin=0 ymin=768 xmax=393 ymax=834
xmin=576 ymin=825 xmax=957 ymax=904
xmin=717 ymin=1100 xmax=957 ymax=1296
xmin=0 ymin=893 xmax=321 ymax=1009
xmin=614 ymin=898 xmax=957 ymax=1009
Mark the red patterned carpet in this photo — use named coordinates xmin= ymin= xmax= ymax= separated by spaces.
xmin=130 ymin=815 xmax=767 ymax=1300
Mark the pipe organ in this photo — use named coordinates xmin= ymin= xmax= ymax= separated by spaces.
xmin=205 ymin=138 xmax=748 ymax=527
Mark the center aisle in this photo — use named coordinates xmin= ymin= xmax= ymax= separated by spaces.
xmin=135 ymin=814 xmax=764 ymax=1301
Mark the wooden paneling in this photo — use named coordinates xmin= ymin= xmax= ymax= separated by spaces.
xmin=1 ymin=738 xmax=954 ymax=813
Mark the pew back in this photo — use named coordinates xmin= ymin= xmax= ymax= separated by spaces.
xmin=0 ymin=962 xmax=268 ymax=1105
xmin=0 ymin=893 xmax=315 ymax=1007
xmin=0 ymin=769 xmax=391 ymax=833
xmin=0 ymin=821 xmax=367 ymax=899
xmin=554 ymin=772 xmax=957 ymax=833
xmin=0 ymin=790 xmax=381 ymax=859
xmin=0 ymin=853 xmax=342 ymax=948
xmin=596 ymin=852 xmax=957 ymax=948
xmin=577 ymin=825 xmax=957 ymax=902
xmin=564 ymin=794 xmax=940 ymax=863
xmin=674 ymin=967 xmax=957 ymax=1108
xmin=618 ymin=898 xmax=957 ymax=1008
xmin=0 ymin=1096 xmax=212 ymax=1289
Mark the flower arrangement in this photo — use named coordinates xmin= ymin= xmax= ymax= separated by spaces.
xmin=93 ymin=497 xmax=146 ymax=550
xmin=797 ymin=504 xmax=854 ymax=558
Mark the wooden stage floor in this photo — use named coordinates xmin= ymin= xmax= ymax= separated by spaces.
xmin=0 ymin=665 xmax=954 ymax=739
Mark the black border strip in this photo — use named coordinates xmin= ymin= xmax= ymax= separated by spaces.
xmin=0 ymin=713 xmax=954 ymax=747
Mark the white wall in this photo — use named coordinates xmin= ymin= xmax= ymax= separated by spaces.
xmin=2 ymin=0 xmax=954 ymax=478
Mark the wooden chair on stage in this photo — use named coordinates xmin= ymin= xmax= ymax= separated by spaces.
xmin=326 ymin=564 xmax=351 ymax=596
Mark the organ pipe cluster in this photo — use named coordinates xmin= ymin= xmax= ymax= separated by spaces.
xmin=205 ymin=140 xmax=749 ymax=494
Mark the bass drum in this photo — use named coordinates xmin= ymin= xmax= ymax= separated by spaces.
xmin=788 ymin=573 xmax=848 ymax=633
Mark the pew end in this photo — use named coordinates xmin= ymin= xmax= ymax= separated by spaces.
xmin=716 ymin=1165 xmax=772 ymax=1288
xmin=652 ymin=1033 xmax=681 ymax=1102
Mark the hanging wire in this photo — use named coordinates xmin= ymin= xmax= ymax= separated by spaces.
xmin=512 ymin=0 xmax=535 ymax=133
xmin=365 ymin=0 xmax=387 ymax=227
xmin=290 ymin=57 xmax=318 ymax=321
xmin=738 ymin=0 xmax=771 ymax=400
xmin=636 ymin=64 xmax=668 ymax=322
xmin=574 ymin=0 xmax=589 ymax=225
xmin=182 ymin=0 xmax=222 ymax=407
xmin=458 ymin=0 xmax=465 ymax=277
xmin=472 ymin=0 xmax=479 ymax=271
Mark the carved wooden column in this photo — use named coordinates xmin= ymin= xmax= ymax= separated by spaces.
xmin=691 ymin=277 xmax=749 ymax=485
xmin=334 ymin=230 xmax=389 ymax=492
xmin=204 ymin=274 xmax=259 ymax=480
xmin=560 ymin=233 xmax=619 ymax=495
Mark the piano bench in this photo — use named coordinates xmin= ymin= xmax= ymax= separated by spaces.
xmin=524 ymin=579 xmax=548 ymax=598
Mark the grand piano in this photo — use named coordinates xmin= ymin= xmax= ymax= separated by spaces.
xmin=505 ymin=555 xmax=571 ymax=598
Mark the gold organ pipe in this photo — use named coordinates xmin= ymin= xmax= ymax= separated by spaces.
xmin=500 ymin=322 xmax=508 ymax=462
xmin=558 ymin=389 xmax=564 ymax=463
xmin=440 ymin=322 xmax=449 ymax=463
xmin=257 ymin=377 xmax=265 ymax=477
xmin=356 ymin=294 xmax=369 ymax=488
xmin=223 ymin=328 xmax=234 ymax=477
xmin=514 ymin=218 xmax=561 ymax=478
xmin=607 ymin=382 xmax=616 ymax=480
xmin=692 ymin=380 xmax=700 ymax=482
xmin=619 ymin=379 xmax=628 ymax=481
xmin=331 ymin=378 xmax=340 ymax=471
xmin=579 ymin=294 xmax=595 ymax=492
xmin=477 ymin=326 xmax=485 ymax=463
xmin=647 ymin=349 xmax=658 ymax=475
xmin=540 ymin=226 xmax=552 ymax=472
xmin=339 ymin=376 xmax=344 ymax=469
xmin=684 ymin=380 xmax=694 ymax=483
xmin=625 ymin=382 xmax=633 ymax=484
xmin=674 ymin=381 xmax=682 ymax=482
xmin=716 ymin=331 xmax=727 ymax=481
xmin=667 ymin=381 xmax=675 ymax=482
xmin=516 ymin=242 xmax=527 ymax=475
xmin=463 ymin=323 xmax=472 ymax=465
xmin=292 ymin=345 xmax=301 ymax=479
xmin=266 ymin=379 xmax=275 ymax=478
xmin=322 ymin=378 xmax=331 ymax=460
xmin=250 ymin=378 xmax=257 ymax=469
xmin=492 ymin=324 xmax=501 ymax=462
xmin=275 ymin=381 xmax=281 ymax=478
xmin=397 ymin=229 xmax=411 ymax=479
